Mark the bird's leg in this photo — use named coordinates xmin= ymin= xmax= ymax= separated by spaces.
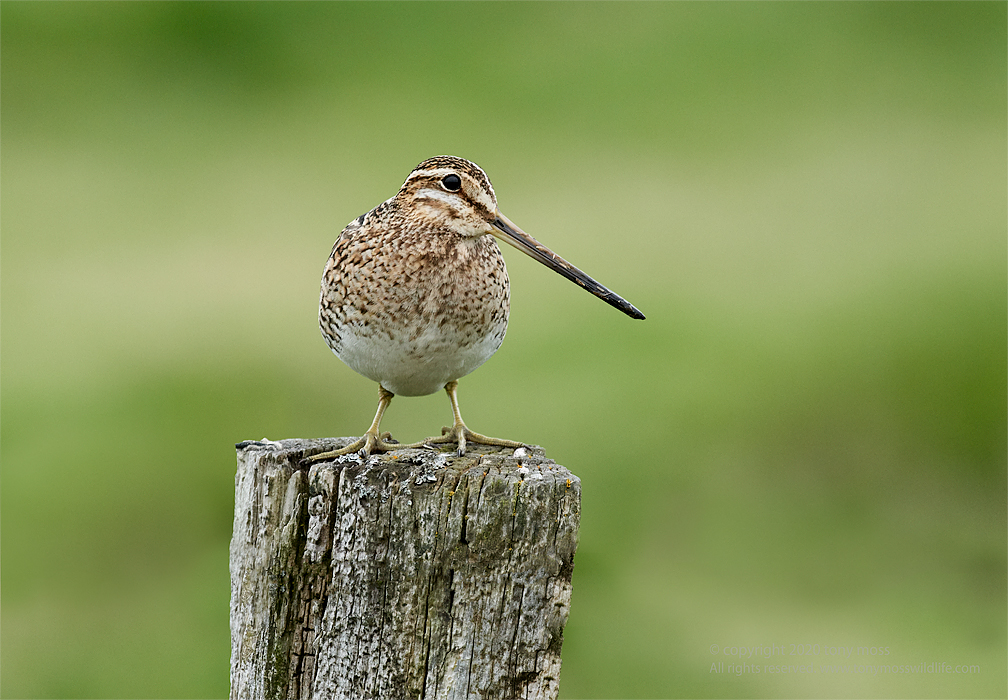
xmin=305 ymin=385 xmax=400 ymax=462
xmin=412 ymin=380 xmax=526 ymax=457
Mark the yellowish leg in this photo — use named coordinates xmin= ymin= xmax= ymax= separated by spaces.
xmin=411 ymin=380 xmax=526 ymax=457
xmin=306 ymin=385 xmax=400 ymax=461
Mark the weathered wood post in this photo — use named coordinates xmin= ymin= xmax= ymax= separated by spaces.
xmin=229 ymin=437 xmax=581 ymax=700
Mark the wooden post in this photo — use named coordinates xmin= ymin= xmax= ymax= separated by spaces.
xmin=229 ymin=438 xmax=581 ymax=700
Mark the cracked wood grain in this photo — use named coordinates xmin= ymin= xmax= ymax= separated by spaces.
xmin=229 ymin=438 xmax=580 ymax=700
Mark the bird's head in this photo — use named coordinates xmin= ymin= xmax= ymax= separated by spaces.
xmin=398 ymin=155 xmax=499 ymax=237
xmin=397 ymin=155 xmax=645 ymax=320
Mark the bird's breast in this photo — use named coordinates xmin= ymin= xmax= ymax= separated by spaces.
xmin=319 ymin=230 xmax=511 ymax=395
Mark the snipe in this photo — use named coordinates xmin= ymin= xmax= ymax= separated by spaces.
xmin=307 ymin=156 xmax=644 ymax=461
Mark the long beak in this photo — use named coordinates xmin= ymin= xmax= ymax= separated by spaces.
xmin=491 ymin=210 xmax=645 ymax=320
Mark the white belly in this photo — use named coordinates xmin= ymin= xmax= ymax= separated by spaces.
xmin=335 ymin=322 xmax=505 ymax=396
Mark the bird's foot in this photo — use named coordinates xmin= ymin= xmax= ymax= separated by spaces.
xmin=303 ymin=431 xmax=399 ymax=463
xmin=409 ymin=423 xmax=526 ymax=457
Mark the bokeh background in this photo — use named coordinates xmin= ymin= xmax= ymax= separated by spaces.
xmin=2 ymin=2 xmax=1005 ymax=698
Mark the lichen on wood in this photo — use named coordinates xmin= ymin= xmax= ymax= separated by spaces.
xmin=229 ymin=438 xmax=580 ymax=700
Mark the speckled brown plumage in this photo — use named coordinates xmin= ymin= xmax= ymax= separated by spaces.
xmin=319 ymin=156 xmax=509 ymax=398
xmin=308 ymin=156 xmax=644 ymax=460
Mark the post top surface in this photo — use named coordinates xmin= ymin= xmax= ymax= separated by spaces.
xmin=234 ymin=437 xmax=579 ymax=488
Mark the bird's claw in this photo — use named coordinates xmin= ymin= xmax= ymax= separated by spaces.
xmin=303 ymin=431 xmax=401 ymax=464
xmin=415 ymin=423 xmax=525 ymax=457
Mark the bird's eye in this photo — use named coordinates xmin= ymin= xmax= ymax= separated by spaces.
xmin=441 ymin=174 xmax=462 ymax=192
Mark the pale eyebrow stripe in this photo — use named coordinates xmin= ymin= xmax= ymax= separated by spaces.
xmin=408 ymin=168 xmax=455 ymax=180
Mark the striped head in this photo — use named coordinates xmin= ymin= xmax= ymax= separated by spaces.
xmin=396 ymin=156 xmax=499 ymax=237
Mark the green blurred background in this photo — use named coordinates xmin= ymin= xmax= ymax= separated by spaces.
xmin=2 ymin=2 xmax=1005 ymax=697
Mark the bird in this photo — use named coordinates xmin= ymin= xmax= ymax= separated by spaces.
xmin=306 ymin=155 xmax=644 ymax=462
